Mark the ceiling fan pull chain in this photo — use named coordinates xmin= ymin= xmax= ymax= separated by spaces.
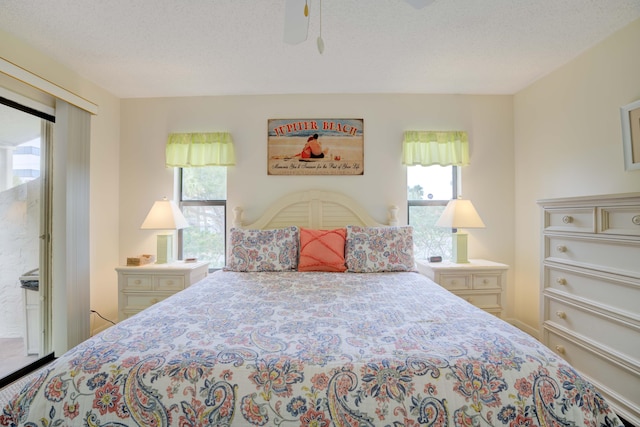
xmin=317 ymin=0 xmax=324 ymax=53
xmin=304 ymin=0 xmax=308 ymax=17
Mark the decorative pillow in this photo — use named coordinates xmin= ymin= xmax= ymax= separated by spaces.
xmin=345 ymin=225 xmax=415 ymax=273
xmin=298 ymin=228 xmax=347 ymax=272
xmin=225 ymin=226 xmax=299 ymax=272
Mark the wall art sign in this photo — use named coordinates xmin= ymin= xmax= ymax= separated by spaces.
xmin=267 ymin=118 xmax=364 ymax=175
xmin=621 ymin=99 xmax=640 ymax=171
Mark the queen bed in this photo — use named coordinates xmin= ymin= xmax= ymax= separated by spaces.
xmin=1 ymin=191 xmax=624 ymax=426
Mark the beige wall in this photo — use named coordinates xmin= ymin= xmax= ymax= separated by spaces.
xmin=0 ymin=30 xmax=121 ymax=334
xmin=120 ymin=94 xmax=516 ymax=309
xmin=513 ymin=19 xmax=640 ymax=331
xmin=10 ymin=17 xmax=639 ymax=339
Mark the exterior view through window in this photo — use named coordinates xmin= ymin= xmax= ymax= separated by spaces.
xmin=179 ymin=167 xmax=226 ymax=269
xmin=407 ymin=165 xmax=457 ymax=261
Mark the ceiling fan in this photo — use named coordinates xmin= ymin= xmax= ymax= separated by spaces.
xmin=283 ymin=0 xmax=436 ymax=53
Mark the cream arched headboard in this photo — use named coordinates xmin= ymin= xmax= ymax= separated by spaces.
xmin=233 ymin=190 xmax=398 ymax=229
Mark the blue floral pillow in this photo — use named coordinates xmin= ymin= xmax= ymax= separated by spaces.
xmin=225 ymin=226 xmax=299 ymax=272
xmin=345 ymin=225 xmax=415 ymax=273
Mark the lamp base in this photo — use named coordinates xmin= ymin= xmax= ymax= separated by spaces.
xmin=452 ymin=232 xmax=469 ymax=263
xmin=156 ymin=234 xmax=174 ymax=264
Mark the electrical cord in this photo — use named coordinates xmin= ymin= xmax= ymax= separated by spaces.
xmin=90 ymin=309 xmax=115 ymax=326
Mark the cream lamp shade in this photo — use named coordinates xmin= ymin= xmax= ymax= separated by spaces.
xmin=140 ymin=198 xmax=189 ymax=264
xmin=436 ymin=199 xmax=485 ymax=263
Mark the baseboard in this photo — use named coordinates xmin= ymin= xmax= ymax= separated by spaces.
xmin=90 ymin=322 xmax=112 ymax=336
xmin=504 ymin=317 xmax=540 ymax=340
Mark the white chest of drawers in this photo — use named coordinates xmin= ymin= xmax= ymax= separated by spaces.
xmin=416 ymin=259 xmax=508 ymax=317
xmin=116 ymin=261 xmax=209 ymax=321
xmin=538 ymin=193 xmax=640 ymax=426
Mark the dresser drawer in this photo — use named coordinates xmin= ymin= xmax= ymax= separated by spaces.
xmin=121 ymin=275 xmax=152 ymax=290
xmin=545 ymin=235 xmax=640 ymax=278
xmin=545 ymin=330 xmax=640 ymax=414
xmin=598 ymin=205 xmax=640 ymax=236
xmin=545 ymin=298 xmax=640 ymax=360
xmin=154 ymin=275 xmax=185 ymax=291
xmin=472 ymin=273 xmax=501 ymax=290
xmin=438 ymin=274 xmax=471 ymax=291
xmin=544 ymin=207 xmax=595 ymax=233
xmin=545 ymin=266 xmax=640 ymax=316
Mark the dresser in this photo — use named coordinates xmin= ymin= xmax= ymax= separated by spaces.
xmin=538 ymin=193 xmax=640 ymax=426
xmin=117 ymin=261 xmax=209 ymax=321
xmin=416 ymin=259 xmax=508 ymax=317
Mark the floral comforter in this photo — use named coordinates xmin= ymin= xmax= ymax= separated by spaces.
xmin=2 ymin=271 xmax=623 ymax=426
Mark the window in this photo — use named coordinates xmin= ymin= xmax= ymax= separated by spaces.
xmin=407 ymin=165 xmax=458 ymax=260
xmin=178 ymin=167 xmax=227 ymax=269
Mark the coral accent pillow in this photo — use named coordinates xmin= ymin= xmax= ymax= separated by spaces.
xmin=298 ymin=228 xmax=347 ymax=272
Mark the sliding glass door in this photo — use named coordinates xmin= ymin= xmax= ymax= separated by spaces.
xmin=0 ymin=101 xmax=51 ymax=380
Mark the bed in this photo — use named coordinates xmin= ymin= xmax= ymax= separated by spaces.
xmin=1 ymin=191 xmax=624 ymax=427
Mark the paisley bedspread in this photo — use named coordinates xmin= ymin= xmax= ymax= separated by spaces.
xmin=2 ymin=271 xmax=623 ymax=426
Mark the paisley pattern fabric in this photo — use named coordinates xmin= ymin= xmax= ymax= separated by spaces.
xmin=1 ymin=271 xmax=623 ymax=427
xmin=225 ymin=226 xmax=299 ymax=272
xmin=346 ymin=225 xmax=415 ymax=272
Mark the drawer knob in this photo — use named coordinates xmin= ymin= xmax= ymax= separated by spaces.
xmin=167 ymin=280 xmax=174 ymax=285
xmin=555 ymin=345 xmax=565 ymax=355
xmin=450 ymin=280 xmax=457 ymax=285
xmin=134 ymin=279 xmax=141 ymax=285
xmin=556 ymin=311 xmax=566 ymax=319
xmin=556 ymin=278 xmax=567 ymax=285
xmin=556 ymin=245 xmax=567 ymax=253
xmin=562 ymin=215 xmax=573 ymax=224
xmin=466 ymin=297 xmax=474 ymax=303
xmin=482 ymin=279 xmax=489 ymax=284
xmin=151 ymin=298 xmax=159 ymax=304
xmin=632 ymin=215 xmax=640 ymax=226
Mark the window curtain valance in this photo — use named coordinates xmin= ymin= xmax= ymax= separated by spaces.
xmin=402 ymin=131 xmax=469 ymax=166
xmin=166 ymin=132 xmax=236 ymax=167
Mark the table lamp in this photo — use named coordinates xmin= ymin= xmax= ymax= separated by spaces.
xmin=435 ymin=198 xmax=485 ymax=263
xmin=140 ymin=197 xmax=189 ymax=264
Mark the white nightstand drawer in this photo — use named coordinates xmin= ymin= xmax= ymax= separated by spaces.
xmin=472 ymin=273 xmax=501 ymax=290
xmin=117 ymin=261 xmax=209 ymax=321
xmin=122 ymin=275 xmax=152 ymax=290
xmin=456 ymin=292 xmax=500 ymax=309
xmin=122 ymin=293 xmax=169 ymax=309
xmin=438 ymin=274 xmax=471 ymax=290
xmin=416 ymin=259 xmax=508 ymax=317
xmin=154 ymin=275 xmax=185 ymax=291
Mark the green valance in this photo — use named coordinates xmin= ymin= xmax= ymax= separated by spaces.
xmin=166 ymin=132 xmax=236 ymax=167
xmin=402 ymin=131 xmax=469 ymax=166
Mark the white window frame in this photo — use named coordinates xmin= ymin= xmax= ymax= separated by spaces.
xmin=177 ymin=167 xmax=227 ymax=270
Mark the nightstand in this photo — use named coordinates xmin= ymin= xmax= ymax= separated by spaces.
xmin=416 ymin=259 xmax=508 ymax=317
xmin=116 ymin=261 xmax=209 ymax=321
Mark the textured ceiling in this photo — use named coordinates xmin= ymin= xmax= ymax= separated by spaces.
xmin=1 ymin=0 xmax=640 ymax=98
